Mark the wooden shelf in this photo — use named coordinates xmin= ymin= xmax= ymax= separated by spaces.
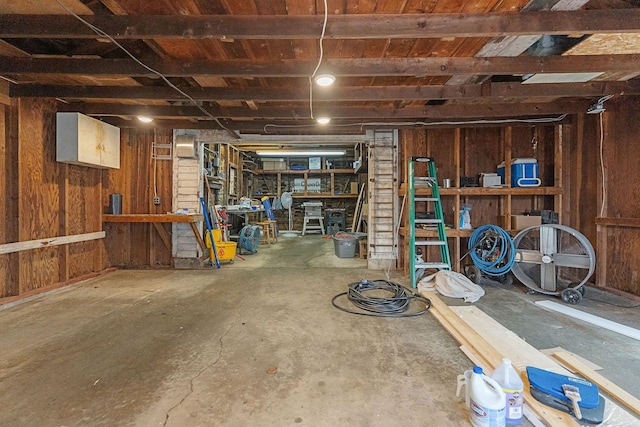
xmin=398 ymin=125 xmax=564 ymax=278
xmin=398 ymin=227 xmax=473 ymax=238
xmin=439 ymin=187 xmax=563 ymax=196
xmin=103 ymin=213 xmax=204 ymax=223
xmin=399 ymin=185 xmax=562 ymax=196
xmin=255 ymin=168 xmax=355 ymax=174
xmin=102 ymin=214 xmax=206 ymax=252
xmin=292 ymin=193 xmax=357 ymax=199
xmin=254 ymin=168 xmax=361 ymax=198
xmin=253 ymin=193 xmax=356 ymax=199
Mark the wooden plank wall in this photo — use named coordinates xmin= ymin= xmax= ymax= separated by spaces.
xmin=590 ymin=96 xmax=640 ymax=296
xmin=102 ymin=129 xmax=174 ymax=268
xmin=0 ymin=101 xmax=20 ymax=296
xmin=0 ymin=98 xmax=105 ymax=298
xmin=0 ymin=98 xmax=176 ymax=299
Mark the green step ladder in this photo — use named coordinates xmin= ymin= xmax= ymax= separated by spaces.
xmin=408 ymin=157 xmax=451 ymax=288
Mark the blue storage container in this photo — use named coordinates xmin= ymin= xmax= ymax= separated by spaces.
xmin=497 ymin=158 xmax=541 ymax=187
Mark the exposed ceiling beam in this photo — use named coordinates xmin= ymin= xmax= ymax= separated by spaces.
xmin=102 ymin=117 xmax=572 ymax=132
xmin=60 ymin=99 xmax=590 ymax=119
xmin=3 ymin=56 xmax=640 ymax=77
xmin=11 ymin=81 xmax=640 ymax=101
xmin=2 ymin=10 xmax=640 ymax=39
xmin=100 ymin=117 xmax=371 ymax=133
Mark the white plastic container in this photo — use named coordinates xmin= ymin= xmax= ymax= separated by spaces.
xmin=491 ymin=359 xmax=524 ymax=426
xmin=469 ymin=366 xmax=506 ymax=427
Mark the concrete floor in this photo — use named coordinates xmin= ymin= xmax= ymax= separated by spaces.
xmin=0 ymin=234 xmax=638 ymax=426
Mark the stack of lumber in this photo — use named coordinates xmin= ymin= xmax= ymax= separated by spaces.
xmin=424 ymin=292 xmax=639 ymax=426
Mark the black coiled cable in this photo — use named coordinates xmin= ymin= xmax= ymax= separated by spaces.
xmin=332 ymin=279 xmax=432 ymax=317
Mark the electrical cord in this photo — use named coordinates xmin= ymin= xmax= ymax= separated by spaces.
xmin=264 ymin=115 xmax=568 ymax=133
xmin=332 ymin=280 xmax=431 ymax=317
xmin=309 ymin=0 xmax=329 ymax=120
xmin=54 ymin=0 xmax=239 ymax=139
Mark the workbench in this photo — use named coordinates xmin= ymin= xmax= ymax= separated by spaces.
xmin=102 ymin=213 xmax=205 ymax=251
xmin=225 ymin=206 xmax=265 ymax=226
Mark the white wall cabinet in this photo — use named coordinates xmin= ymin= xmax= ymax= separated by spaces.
xmin=56 ymin=112 xmax=120 ymax=169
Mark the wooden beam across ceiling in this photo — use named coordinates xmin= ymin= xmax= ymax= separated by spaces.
xmin=3 ymin=56 xmax=640 ymax=77
xmin=11 ymin=81 xmax=640 ymax=101
xmin=60 ymin=99 xmax=591 ymax=119
xmin=102 ymin=117 xmax=572 ymax=131
xmin=2 ymin=10 xmax=640 ymax=39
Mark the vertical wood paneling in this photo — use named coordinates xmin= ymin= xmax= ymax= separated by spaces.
xmin=17 ymin=98 xmax=60 ymax=292
xmin=594 ymin=97 xmax=640 ymax=294
xmin=66 ymin=165 xmax=103 ymax=278
xmin=1 ymin=100 xmax=178 ymax=300
xmin=0 ymin=101 xmax=20 ymax=297
xmin=102 ymin=128 xmax=174 ymax=268
xmin=0 ymin=104 xmax=10 ymax=296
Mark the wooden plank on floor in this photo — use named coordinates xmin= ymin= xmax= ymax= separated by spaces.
xmin=540 ymin=347 xmax=602 ymax=371
xmin=553 ymin=351 xmax=640 ymax=419
xmin=426 ymin=294 xmax=579 ymax=426
xmin=452 ymin=305 xmax=640 ymax=425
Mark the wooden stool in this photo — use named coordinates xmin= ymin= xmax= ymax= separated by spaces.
xmin=256 ymin=220 xmax=278 ymax=245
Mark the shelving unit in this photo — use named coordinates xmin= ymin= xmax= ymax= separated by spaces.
xmin=254 ymin=169 xmax=359 ymax=198
xmin=398 ymin=125 xmax=564 ymax=274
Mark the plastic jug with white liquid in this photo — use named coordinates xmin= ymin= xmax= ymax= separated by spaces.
xmin=469 ymin=366 xmax=506 ymax=427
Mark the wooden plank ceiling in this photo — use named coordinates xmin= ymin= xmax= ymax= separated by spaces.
xmin=1 ymin=0 xmax=640 ymax=135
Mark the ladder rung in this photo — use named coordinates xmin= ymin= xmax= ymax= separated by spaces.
xmin=415 ymin=240 xmax=446 ymax=246
xmin=415 ymin=219 xmax=443 ymax=224
xmin=415 ymin=262 xmax=451 ymax=269
xmin=415 ymin=197 xmax=439 ymax=202
xmin=414 ymin=179 xmax=435 ymax=185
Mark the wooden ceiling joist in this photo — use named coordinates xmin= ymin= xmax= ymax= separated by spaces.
xmin=3 ymin=55 xmax=640 ymax=77
xmin=2 ymin=10 xmax=640 ymax=40
xmin=11 ymin=81 xmax=640 ymax=101
xmin=61 ymin=99 xmax=590 ymax=119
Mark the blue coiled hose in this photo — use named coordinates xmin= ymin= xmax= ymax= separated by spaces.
xmin=468 ymin=225 xmax=515 ymax=277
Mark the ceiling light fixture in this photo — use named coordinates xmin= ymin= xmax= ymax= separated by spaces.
xmin=257 ymin=150 xmax=345 ymax=157
xmin=314 ymin=74 xmax=335 ymax=87
xmin=316 ymin=117 xmax=331 ymax=124
xmin=137 ymin=115 xmax=153 ymax=123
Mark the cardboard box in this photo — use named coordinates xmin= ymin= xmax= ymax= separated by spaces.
xmin=511 ymin=215 xmax=541 ymax=230
xmin=350 ymin=182 xmax=359 ymax=194
xmin=262 ymin=159 xmax=286 ymax=170
xmin=496 ymin=215 xmax=542 ymax=230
